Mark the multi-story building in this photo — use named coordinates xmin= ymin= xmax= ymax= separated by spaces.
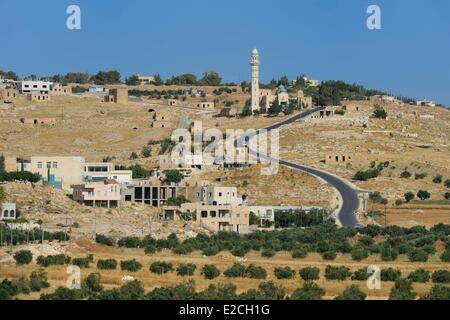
xmin=17 ymin=81 xmax=51 ymax=94
xmin=104 ymin=88 xmax=128 ymax=104
xmin=195 ymin=185 xmax=243 ymax=206
xmin=72 ymin=179 xmax=121 ymax=208
xmin=83 ymin=163 xmax=132 ymax=184
xmin=50 ymin=84 xmax=72 ymax=96
xmin=136 ymin=74 xmax=155 ymax=85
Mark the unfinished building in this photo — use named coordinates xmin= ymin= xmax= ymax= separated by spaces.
xmin=72 ymin=180 xmax=121 ymax=208
xmin=121 ymin=180 xmax=188 ymax=207
xmin=195 ymin=102 xmax=215 ymax=110
xmin=50 ymin=84 xmax=72 ymax=96
xmin=104 ymin=88 xmax=128 ymax=104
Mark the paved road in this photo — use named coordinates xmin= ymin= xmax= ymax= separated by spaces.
xmin=240 ymin=108 xmax=360 ymax=227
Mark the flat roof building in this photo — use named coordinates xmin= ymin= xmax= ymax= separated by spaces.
xmin=18 ymin=81 xmax=51 ymax=94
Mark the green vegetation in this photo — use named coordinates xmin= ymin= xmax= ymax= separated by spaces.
xmin=224 ymin=263 xmax=246 ymax=278
xmin=163 ymin=170 xmax=184 ymax=184
xmin=149 ymin=261 xmax=173 ymax=274
xmin=72 ymin=255 xmax=94 ymax=269
xmin=201 ymin=264 xmax=220 ymax=280
xmin=274 ymin=267 xmax=296 ymax=279
xmin=121 ymin=259 xmax=143 ymax=272
xmin=97 ymin=259 xmax=118 ymax=270
xmin=372 ymin=104 xmax=388 ymax=119
xmin=91 ymin=70 xmax=121 ymax=85
xmin=408 ymin=269 xmax=431 ymax=283
xmin=13 ymin=250 xmax=33 ymax=265
xmin=335 ymin=284 xmax=366 ymax=300
xmin=433 ymin=175 xmax=443 ymax=184
xmin=404 ymin=192 xmax=415 ymax=202
xmin=176 ymin=264 xmax=197 ymax=276
xmin=0 ymin=171 xmax=41 ymax=183
xmin=95 ymin=234 xmax=114 ymax=246
xmin=417 ymin=190 xmax=431 ymax=201
xmin=325 ymin=266 xmax=351 ymax=281
xmin=299 ymin=267 xmax=320 ymax=281
xmin=37 ymin=254 xmax=71 ymax=267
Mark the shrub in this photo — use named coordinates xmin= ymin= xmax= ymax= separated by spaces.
xmin=408 ymin=269 xmax=430 ymax=283
xmin=97 ymin=259 xmax=118 ymax=270
xmin=176 ymin=264 xmax=196 ymax=276
xmin=95 ymin=234 xmax=113 ymax=246
xmin=149 ymin=261 xmax=172 ymax=274
xmin=415 ymin=173 xmax=427 ymax=180
xmin=29 ymin=269 xmax=50 ymax=292
xmin=432 ymin=270 xmax=450 ymax=283
xmin=274 ymin=267 xmax=296 ymax=279
xmin=380 ymin=246 xmax=398 ymax=261
xmin=202 ymin=245 xmax=220 ymax=257
xmin=144 ymin=245 xmax=157 ymax=255
xmin=83 ymin=273 xmax=103 ymax=293
xmin=202 ymin=264 xmax=220 ymax=280
xmin=351 ymin=245 xmax=369 ymax=261
xmin=372 ymin=105 xmax=387 ymax=119
xmin=445 ymin=179 xmax=450 ymax=188
xmin=261 ymin=248 xmax=276 ymax=258
xmin=335 ymin=284 xmax=366 ymax=300
xmin=299 ymin=267 xmax=320 ymax=281
xmin=432 ymin=175 xmax=442 ymax=184
xmin=404 ymin=192 xmax=415 ymax=202
xmin=224 ymin=263 xmax=246 ymax=278
xmin=408 ymin=249 xmax=428 ymax=262
xmin=291 ymin=247 xmax=308 ymax=259
xmin=37 ymin=254 xmax=71 ymax=267
xmin=389 ymin=279 xmax=416 ymax=300
xmin=417 ymin=190 xmax=431 ymax=201
xmin=325 ymin=266 xmax=351 ymax=281
xmin=245 ymin=265 xmax=267 ymax=279
xmin=444 ymin=192 xmax=450 ymax=200
xmin=400 ymin=171 xmax=412 ymax=179
xmin=352 ymin=268 xmax=370 ymax=281
xmin=395 ymin=199 xmax=403 ymax=206
xmin=13 ymin=250 xmax=33 ymax=265
xmin=141 ymin=146 xmax=152 ymax=158
xmin=117 ymin=236 xmax=142 ymax=248
xmin=290 ymin=282 xmax=325 ymax=300
xmin=72 ymin=255 xmax=93 ymax=268
xmin=440 ymin=250 xmax=450 ymax=262
xmin=321 ymin=250 xmax=337 ymax=260
xmin=421 ymin=285 xmax=450 ymax=300
xmin=121 ymin=259 xmax=142 ymax=272
xmin=381 ymin=268 xmax=401 ymax=282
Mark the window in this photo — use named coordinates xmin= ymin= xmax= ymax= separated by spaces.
xmin=53 ymin=162 xmax=58 ymax=168
xmin=3 ymin=210 xmax=8 ymax=217
xmin=201 ymin=211 xmax=208 ymax=218
xmin=9 ymin=210 xmax=15 ymax=217
xmin=218 ymin=192 xmax=222 ymax=196
xmin=37 ymin=162 xmax=43 ymax=169
xmin=46 ymin=162 xmax=51 ymax=168
xmin=210 ymin=211 xmax=217 ymax=218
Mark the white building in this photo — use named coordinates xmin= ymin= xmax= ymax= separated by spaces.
xmin=195 ymin=185 xmax=244 ymax=206
xmin=1 ymin=203 xmax=17 ymax=220
xmin=17 ymin=81 xmax=52 ymax=94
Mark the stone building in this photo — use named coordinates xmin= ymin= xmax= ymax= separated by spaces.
xmin=50 ymin=84 xmax=72 ymax=96
xmin=20 ymin=117 xmax=57 ymax=126
xmin=195 ymin=102 xmax=215 ymax=110
xmin=325 ymin=153 xmax=353 ymax=165
xmin=151 ymin=111 xmax=171 ymax=128
xmin=0 ymin=88 xmax=19 ymax=103
xmin=104 ymin=88 xmax=128 ymax=104
xmin=1 ymin=203 xmax=17 ymax=220
xmin=27 ymin=93 xmax=50 ymax=102
xmin=72 ymin=179 xmax=121 ymax=208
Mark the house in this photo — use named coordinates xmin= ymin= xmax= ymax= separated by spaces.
xmin=195 ymin=102 xmax=215 ymax=110
xmin=416 ymin=100 xmax=436 ymax=107
xmin=104 ymin=88 xmax=128 ymax=104
xmin=0 ymin=88 xmax=19 ymax=103
xmin=136 ymin=74 xmax=155 ymax=85
xmin=151 ymin=111 xmax=171 ymax=128
xmin=89 ymin=86 xmax=109 ymax=94
xmin=20 ymin=117 xmax=57 ymax=126
xmin=27 ymin=93 xmax=50 ymax=102
xmin=195 ymin=184 xmax=244 ymax=206
xmin=1 ymin=203 xmax=17 ymax=220
xmin=83 ymin=163 xmax=132 ymax=184
xmin=50 ymin=84 xmax=72 ymax=96
xmin=17 ymin=81 xmax=51 ymax=94
xmin=72 ymin=180 xmax=121 ymax=208
xmin=325 ymin=153 xmax=352 ymax=165
xmin=121 ymin=180 xmax=188 ymax=207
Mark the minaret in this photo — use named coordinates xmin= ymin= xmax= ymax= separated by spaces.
xmin=250 ymin=48 xmax=260 ymax=113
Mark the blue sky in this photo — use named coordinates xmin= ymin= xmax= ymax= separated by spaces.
xmin=1 ymin=0 xmax=449 ymax=105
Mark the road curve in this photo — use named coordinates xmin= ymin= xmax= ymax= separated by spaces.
xmin=242 ymin=108 xmax=360 ymax=227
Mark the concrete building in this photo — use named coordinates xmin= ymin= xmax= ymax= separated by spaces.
xmin=297 ymin=90 xmax=312 ymax=108
xmin=89 ymin=87 xmax=109 ymax=94
xmin=166 ymin=99 xmax=178 ymax=106
xmin=104 ymin=88 xmax=128 ymax=104
xmin=50 ymin=84 xmax=72 ymax=96
xmin=83 ymin=163 xmax=132 ymax=184
xmin=416 ymin=100 xmax=436 ymax=107
xmin=250 ymin=48 xmax=260 ymax=113
xmin=325 ymin=153 xmax=352 ymax=165
xmin=195 ymin=185 xmax=244 ymax=206
xmin=17 ymin=81 xmax=51 ymax=94
xmin=0 ymin=88 xmax=19 ymax=103
xmin=72 ymin=180 xmax=121 ymax=208
xmin=15 ymin=156 xmax=85 ymax=189
xmin=1 ymin=203 xmax=17 ymax=220
xmin=27 ymin=93 xmax=50 ymax=102
xmin=121 ymin=180 xmax=188 ymax=207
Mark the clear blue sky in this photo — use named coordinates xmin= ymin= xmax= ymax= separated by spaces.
xmin=1 ymin=0 xmax=449 ymax=105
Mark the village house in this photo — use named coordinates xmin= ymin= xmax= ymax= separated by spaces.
xmin=83 ymin=162 xmax=132 ymax=184
xmin=195 ymin=101 xmax=215 ymax=110
xmin=72 ymin=179 xmax=121 ymax=208
xmin=20 ymin=117 xmax=57 ymax=126
xmin=104 ymin=88 xmax=128 ymax=104
xmin=135 ymin=74 xmax=156 ymax=85
xmin=325 ymin=153 xmax=353 ymax=165
xmin=1 ymin=203 xmax=17 ymax=220
xmin=50 ymin=84 xmax=72 ymax=96
xmin=27 ymin=93 xmax=50 ymax=102
xmin=151 ymin=111 xmax=171 ymax=128
xmin=195 ymin=184 xmax=244 ymax=206
xmin=0 ymin=88 xmax=19 ymax=103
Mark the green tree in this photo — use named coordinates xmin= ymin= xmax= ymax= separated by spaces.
xmin=408 ymin=269 xmax=430 ymax=283
xmin=299 ymin=267 xmax=320 ymax=281
xmin=129 ymin=152 xmax=138 ymax=160
xmin=125 ymin=74 xmax=140 ymax=86
xmin=120 ymin=259 xmax=142 ymax=272
xmin=176 ymin=263 xmax=197 ymax=276
xmin=290 ymin=282 xmax=325 ymax=300
xmin=201 ymin=264 xmax=220 ymax=280
xmin=163 ymin=170 xmax=183 ymax=183
xmin=245 ymin=265 xmax=267 ymax=279
xmin=141 ymin=146 xmax=152 ymax=158
xmin=274 ymin=266 xmax=295 ymax=279
xmin=224 ymin=263 xmax=246 ymax=278
xmin=335 ymin=284 xmax=367 ymax=300
xmin=389 ymin=279 xmax=416 ymax=300
xmin=372 ymin=104 xmax=388 ymax=119
xmin=149 ymin=261 xmax=173 ymax=274
xmin=416 ymin=190 xmax=431 ymax=201
xmin=400 ymin=170 xmax=412 ymax=178
xmin=404 ymin=192 xmax=415 ymax=202
xmin=0 ymin=153 xmax=5 ymax=172
xmin=432 ymin=175 xmax=442 ymax=184
xmin=13 ymin=250 xmax=33 ymax=265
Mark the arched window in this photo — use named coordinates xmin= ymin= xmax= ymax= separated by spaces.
xmin=3 ymin=210 xmax=8 ymax=217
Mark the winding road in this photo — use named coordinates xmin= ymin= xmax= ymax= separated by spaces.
xmin=240 ymin=107 xmax=360 ymax=227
